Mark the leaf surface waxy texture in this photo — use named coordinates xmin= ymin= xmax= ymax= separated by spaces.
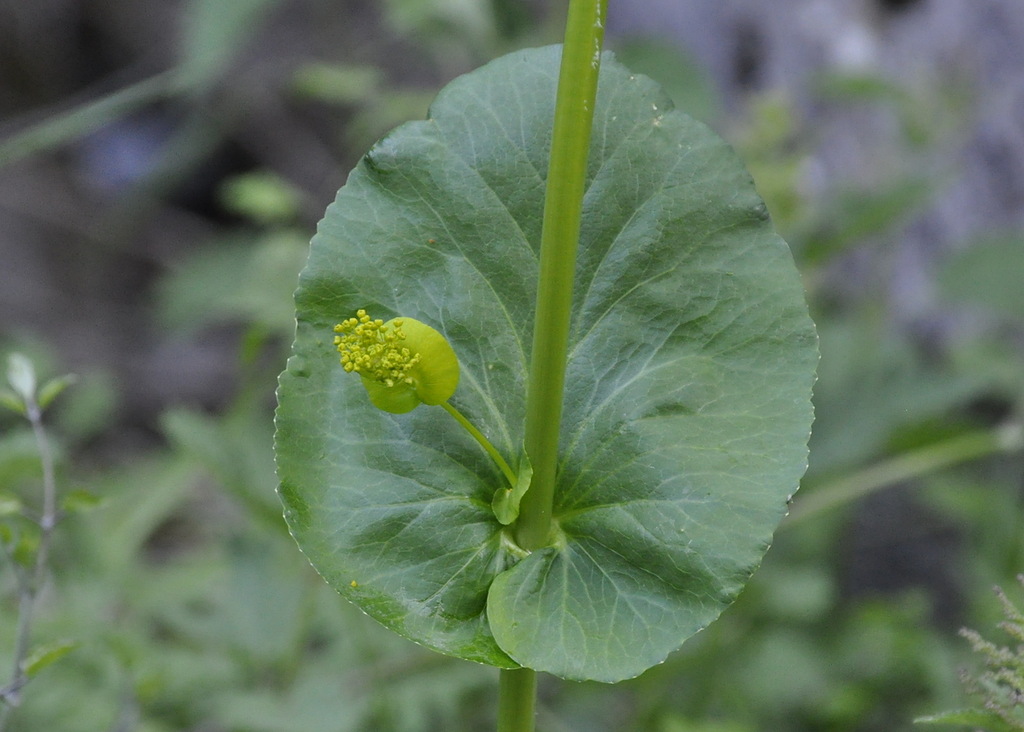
xmin=275 ymin=45 xmax=817 ymax=682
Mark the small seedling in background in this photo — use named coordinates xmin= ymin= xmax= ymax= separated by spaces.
xmin=0 ymin=354 xmax=79 ymax=731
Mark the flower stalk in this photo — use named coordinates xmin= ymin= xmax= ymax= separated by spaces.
xmin=440 ymin=401 xmax=517 ymax=488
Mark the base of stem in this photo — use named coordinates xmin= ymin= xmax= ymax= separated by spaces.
xmin=498 ymin=667 xmax=537 ymax=732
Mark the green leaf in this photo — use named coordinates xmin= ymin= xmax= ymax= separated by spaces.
xmin=292 ymin=63 xmax=384 ymax=106
xmin=12 ymin=527 xmax=39 ymax=567
xmin=179 ymin=0 xmax=280 ymax=91
xmin=0 ymin=429 xmax=41 ymax=483
xmin=161 ymin=407 xmax=282 ymax=530
xmin=6 ymin=352 xmax=37 ymax=403
xmin=220 ymin=171 xmax=303 ymax=225
xmin=0 ymin=491 xmax=23 ymax=517
xmin=22 ymin=639 xmax=80 ymax=678
xmin=37 ymin=373 xmax=78 ymax=410
xmin=492 ymin=453 xmax=533 ymax=526
xmin=61 ymin=489 xmax=102 ymax=513
xmin=275 ymin=46 xmax=816 ymax=681
xmin=155 ymin=232 xmax=308 ymax=336
xmin=939 ymin=234 xmax=1024 ymax=320
xmin=0 ymin=387 xmax=25 ymax=415
xmin=915 ymin=708 xmax=1016 ymax=730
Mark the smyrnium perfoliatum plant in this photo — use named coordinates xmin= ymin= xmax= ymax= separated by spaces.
xmin=274 ymin=2 xmax=816 ymax=727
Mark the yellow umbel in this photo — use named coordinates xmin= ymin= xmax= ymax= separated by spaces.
xmin=333 ymin=310 xmax=420 ymax=388
xmin=332 ymin=309 xmax=459 ymax=413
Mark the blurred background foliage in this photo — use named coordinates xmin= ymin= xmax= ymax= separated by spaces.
xmin=1 ymin=0 xmax=1023 ymax=729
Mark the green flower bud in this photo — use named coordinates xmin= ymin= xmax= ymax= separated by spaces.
xmin=333 ymin=310 xmax=459 ymax=413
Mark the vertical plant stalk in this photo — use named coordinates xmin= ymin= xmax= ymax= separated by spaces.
xmin=497 ymin=667 xmax=537 ymax=732
xmin=516 ymin=0 xmax=607 ymax=552
xmin=0 ymin=398 xmax=58 ymax=730
xmin=499 ymin=1 xmax=608 ymax=731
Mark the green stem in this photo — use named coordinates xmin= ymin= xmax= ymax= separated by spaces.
xmin=783 ymin=423 xmax=1024 ymax=528
xmin=497 ymin=668 xmax=537 ymax=732
xmin=516 ymin=0 xmax=608 ymax=552
xmin=496 ymin=3 xmax=607 ymax=730
xmin=440 ymin=401 xmax=517 ymax=487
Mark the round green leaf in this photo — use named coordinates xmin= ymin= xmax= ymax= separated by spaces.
xmin=275 ymin=45 xmax=816 ymax=681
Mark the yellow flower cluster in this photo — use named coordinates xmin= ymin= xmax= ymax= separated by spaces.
xmin=333 ymin=310 xmax=421 ymax=387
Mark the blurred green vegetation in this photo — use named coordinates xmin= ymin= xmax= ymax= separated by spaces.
xmin=2 ymin=1 xmax=1024 ymax=730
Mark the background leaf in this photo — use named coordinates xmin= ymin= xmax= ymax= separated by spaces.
xmin=938 ymin=234 xmax=1024 ymax=320
xmin=275 ymin=45 xmax=816 ymax=682
xmin=22 ymin=639 xmax=79 ymax=678
xmin=915 ymin=708 xmax=1016 ymax=730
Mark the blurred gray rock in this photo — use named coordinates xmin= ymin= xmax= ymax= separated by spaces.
xmin=609 ymin=0 xmax=1024 ymax=327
